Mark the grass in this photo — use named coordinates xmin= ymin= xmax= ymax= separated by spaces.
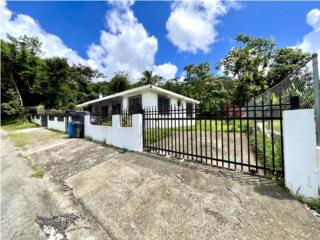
xmin=7 ymin=133 xmax=31 ymax=147
xmin=30 ymin=166 xmax=45 ymax=178
xmin=195 ymin=119 xmax=248 ymax=132
xmin=144 ymin=128 xmax=173 ymax=145
xmin=1 ymin=117 xmax=38 ymax=131
xmin=249 ymin=131 xmax=283 ymax=176
xmin=272 ymin=120 xmax=281 ymax=132
xmin=24 ymin=156 xmax=45 ymax=178
xmin=297 ymin=191 xmax=320 ymax=214
xmin=7 ymin=128 xmax=64 ymax=148
xmin=144 ymin=120 xmax=250 ymax=144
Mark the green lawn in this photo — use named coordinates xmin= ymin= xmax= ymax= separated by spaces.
xmin=7 ymin=127 xmax=64 ymax=148
xmin=195 ymin=119 xmax=248 ymax=133
xmin=144 ymin=120 xmax=249 ymax=144
xmin=7 ymin=132 xmax=31 ymax=147
xmin=1 ymin=118 xmax=38 ymax=131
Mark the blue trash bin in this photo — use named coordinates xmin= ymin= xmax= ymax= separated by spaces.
xmin=67 ymin=122 xmax=74 ymax=138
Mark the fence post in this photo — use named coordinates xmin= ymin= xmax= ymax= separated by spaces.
xmin=312 ymin=53 xmax=320 ymax=146
xmin=290 ymin=96 xmax=300 ymax=110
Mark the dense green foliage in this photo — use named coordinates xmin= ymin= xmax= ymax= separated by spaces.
xmin=1 ymin=34 xmax=310 ymax=120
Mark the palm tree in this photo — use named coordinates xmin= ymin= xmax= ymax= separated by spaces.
xmin=141 ymin=70 xmax=162 ymax=85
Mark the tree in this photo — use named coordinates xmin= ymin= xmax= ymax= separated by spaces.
xmin=183 ymin=62 xmax=227 ymax=107
xmin=109 ymin=71 xmax=130 ymax=94
xmin=218 ymin=34 xmax=275 ymax=103
xmin=1 ymin=35 xmax=43 ymax=109
xmin=267 ymin=48 xmax=310 ymax=87
xmin=140 ymin=70 xmax=163 ymax=85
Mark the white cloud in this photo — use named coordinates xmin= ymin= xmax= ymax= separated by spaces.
xmin=307 ymin=8 xmax=320 ymax=30
xmin=153 ymin=63 xmax=178 ymax=80
xmin=0 ymin=0 xmax=86 ymax=65
xmin=0 ymin=0 xmax=178 ymax=81
xmin=86 ymin=1 xmax=177 ymax=81
xmin=298 ymin=8 xmax=320 ymax=54
xmin=166 ymin=0 xmax=239 ymax=54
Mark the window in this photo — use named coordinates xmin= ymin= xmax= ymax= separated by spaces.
xmin=101 ymin=106 xmax=109 ymax=116
xmin=177 ymin=100 xmax=181 ymax=107
xmin=112 ymin=103 xmax=121 ymax=114
xmin=158 ymin=95 xmax=170 ymax=115
xmin=129 ymin=95 xmax=142 ymax=114
xmin=36 ymin=115 xmax=40 ymax=119
xmin=49 ymin=116 xmax=54 ymax=121
xmin=186 ymin=103 xmax=193 ymax=117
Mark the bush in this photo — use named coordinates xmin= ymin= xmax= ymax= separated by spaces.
xmin=250 ymin=131 xmax=282 ymax=175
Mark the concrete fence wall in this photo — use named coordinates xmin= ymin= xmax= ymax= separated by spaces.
xmin=283 ymin=109 xmax=319 ymax=198
xmin=31 ymin=115 xmax=66 ymax=132
xmin=30 ymin=115 xmax=41 ymax=126
xmin=47 ymin=117 xmax=66 ymax=132
xmin=84 ymin=114 xmax=143 ymax=152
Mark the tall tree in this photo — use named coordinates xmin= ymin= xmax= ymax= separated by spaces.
xmin=183 ymin=62 xmax=227 ymax=107
xmin=267 ymin=48 xmax=310 ymax=87
xmin=109 ymin=71 xmax=130 ymax=94
xmin=218 ymin=34 xmax=275 ymax=103
xmin=140 ymin=70 xmax=163 ymax=85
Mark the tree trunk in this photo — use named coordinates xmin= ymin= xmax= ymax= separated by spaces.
xmin=9 ymin=73 xmax=24 ymax=107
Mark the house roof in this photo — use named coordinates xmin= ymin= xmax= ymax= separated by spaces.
xmin=77 ymin=85 xmax=200 ymax=107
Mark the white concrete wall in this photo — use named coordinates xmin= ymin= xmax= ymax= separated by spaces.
xmin=283 ymin=109 xmax=319 ymax=198
xmin=84 ymin=114 xmax=143 ymax=152
xmin=142 ymin=92 xmax=157 ymax=109
xmin=31 ymin=115 xmax=66 ymax=132
xmin=31 ymin=115 xmax=41 ymax=125
xmin=47 ymin=117 xmax=66 ymax=132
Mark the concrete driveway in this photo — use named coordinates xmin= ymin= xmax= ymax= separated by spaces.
xmin=3 ymin=127 xmax=320 ymax=239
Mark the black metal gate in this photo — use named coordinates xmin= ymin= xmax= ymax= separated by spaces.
xmin=143 ymin=99 xmax=290 ymax=177
xmin=41 ymin=115 xmax=48 ymax=127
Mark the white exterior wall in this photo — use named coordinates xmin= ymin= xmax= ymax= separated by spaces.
xmin=283 ymin=109 xmax=319 ymax=198
xmin=47 ymin=117 xmax=66 ymax=132
xmin=84 ymin=114 xmax=143 ymax=152
xmin=31 ymin=115 xmax=41 ymax=125
xmin=142 ymin=92 xmax=157 ymax=109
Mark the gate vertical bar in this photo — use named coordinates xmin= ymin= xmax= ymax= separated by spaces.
xmin=239 ymin=104 xmax=243 ymax=171
xmin=262 ymin=97 xmax=266 ymax=175
xmin=270 ymin=99 xmax=275 ymax=173
xmin=246 ymin=102 xmax=251 ymax=171
xmin=182 ymin=105 xmax=185 ymax=159
xmin=254 ymin=98 xmax=258 ymax=172
xmin=279 ymin=95 xmax=285 ymax=177
xmin=233 ymin=103 xmax=236 ymax=169
xmin=220 ymin=102 xmax=224 ymax=167
xmin=227 ymin=103 xmax=230 ymax=168
xmin=143 ymin=108 xmax=145 ymax=151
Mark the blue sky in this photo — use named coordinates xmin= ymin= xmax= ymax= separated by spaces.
xmin=2 ymin=1 xmax=320 ymax=81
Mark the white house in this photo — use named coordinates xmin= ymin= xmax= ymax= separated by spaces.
xmin=77 ymin=84 xmax=199 ymax=116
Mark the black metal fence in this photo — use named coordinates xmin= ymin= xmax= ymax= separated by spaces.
xmin=120 ymin=110 xmax=132 ymax=127
xmin=143 ymin=99 xmax=291 ymax=177
xmin=90 ymin=110 xmax=133 ymax=127
xmin=90 ymin=115 xmax=112 ymax=126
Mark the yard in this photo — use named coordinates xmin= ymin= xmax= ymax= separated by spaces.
xmin=144 ymin=119 xmax=283 ymax=176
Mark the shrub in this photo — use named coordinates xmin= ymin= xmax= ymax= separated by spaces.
xmin=250 ymin=131 xmax=282 ymax=175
